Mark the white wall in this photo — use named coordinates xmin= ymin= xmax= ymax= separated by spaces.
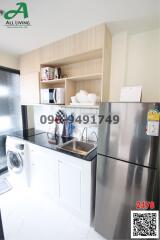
xmin=109 ymin=32 xmax=128 ymax=101
xmin=110 ymin=28 xmax=160 ymax=102
xmin=33 ymin=105 xmax=99 ymax=141
xmin=0 ymin=51 xmax=19 ymax=70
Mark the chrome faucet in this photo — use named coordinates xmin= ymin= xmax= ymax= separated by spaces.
xmin=81 ymin=127 xmax=88 ymax=141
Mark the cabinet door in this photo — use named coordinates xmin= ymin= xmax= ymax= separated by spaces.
xmin=30 ymin=145 xmax=59 ymax=200
xmin=20 ymin=72 xmax=40 ymax=104
xmin=58 ymin=160 xmax=82 ymax=211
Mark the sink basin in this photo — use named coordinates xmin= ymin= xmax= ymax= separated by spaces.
xmin=58 ymin=140 xmax=96 ymax=156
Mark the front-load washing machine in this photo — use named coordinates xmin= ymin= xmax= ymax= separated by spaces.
xmin=6 ymin=136 xmax=30 ymax=188
xmin=0 ymin=136 xmax=31 ymax=240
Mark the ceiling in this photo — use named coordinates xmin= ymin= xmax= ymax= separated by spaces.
xmin=0 ymin=0 xmax=159 ymax=55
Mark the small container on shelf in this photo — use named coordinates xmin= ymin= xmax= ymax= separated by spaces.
xmin=41 ymin=67 xmax=62 ymax=81
xmin=54 ymin=67 xmax=61 ymax=79
xmin=41 ymin=67 xmax=55 ymax=81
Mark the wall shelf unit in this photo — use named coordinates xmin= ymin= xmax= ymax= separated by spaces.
xmin=68 ymin=73 xmax=101 ymax=82
xmin=39 ymin=49 xmax=105 ymax=106
xmin=20 ymin=23 xmax=112 ymax=106
xmin=40 ymin=78 xmax=66 ymax=92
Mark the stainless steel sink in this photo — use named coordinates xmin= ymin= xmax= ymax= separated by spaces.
xmin=58 ymin=140 xmax=96 ymax=156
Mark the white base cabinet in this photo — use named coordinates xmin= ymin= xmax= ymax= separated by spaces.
xmin=29 ymin=143 xmax=96 ymax=225
xmin=29 ymin=144 xmax=59 ymax=201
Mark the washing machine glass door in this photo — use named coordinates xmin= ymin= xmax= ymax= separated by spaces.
xmin=7 ymin=151 xmax=23 ymax=173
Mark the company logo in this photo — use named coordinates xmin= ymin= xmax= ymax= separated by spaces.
xmin=0 ymin=2 xmax=31 ymax=28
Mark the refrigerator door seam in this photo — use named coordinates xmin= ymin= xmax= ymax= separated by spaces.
xmin=97 ymin=153 xmax=157 ymax=170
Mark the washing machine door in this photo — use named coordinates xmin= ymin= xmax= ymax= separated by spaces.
xmin=7 ymin=151 xmax=23 ymax=173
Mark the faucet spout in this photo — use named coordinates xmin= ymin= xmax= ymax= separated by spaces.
xmin=81 ymin=127 xmax=88 ymax=141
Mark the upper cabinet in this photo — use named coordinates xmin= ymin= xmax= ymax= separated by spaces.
xmin=20 ymin=49 xmax=40 ymax=75
xmin=19 ymin=23 xmax=112 ymax=105
xmin=39 ymin=23 xmax=105 ymax=65
xmin=20 ymin=72 xmax=40 ymax=105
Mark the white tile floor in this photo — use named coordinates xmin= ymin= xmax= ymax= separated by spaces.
xmin=0 ymin=184 xmax=105 ymax=240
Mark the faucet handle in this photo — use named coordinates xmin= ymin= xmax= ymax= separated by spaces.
xmin=90 ymin=131 xmax=98 ymax=143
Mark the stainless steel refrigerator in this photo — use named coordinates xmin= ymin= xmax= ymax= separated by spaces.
xmin=94 ymin=102 xmax=159 ymax=240
xmin=0 ymin=68 xmax=22 ymax=171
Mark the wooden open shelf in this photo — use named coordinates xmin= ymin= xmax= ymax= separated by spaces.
xmin=40 ymin=78 xmax=65 ymax=90
xmin=40 ymin=78 xmax=66 ymax=84
xmin=65 ymin=79 xmax=101 ymax=105
xmin=40 ymin=73 xmax=101 ymax=84
xmin=40 ymin=73 xmax=102 ymax=105
xmin=68 ymin=73 xmax=101 ymax=81
xmin=40 ymin=50 xmax=103 ymax=106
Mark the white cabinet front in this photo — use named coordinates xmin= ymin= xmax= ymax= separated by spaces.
xmin=58 ymin=160 xmax=81 ymax=211
xmin=30 ymin=144 xmax=59 ymax=200
xmin=29 ymin=143 xmax=95 ymax=224
xmin=20 ymin=72 xmax=40 ymax=105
